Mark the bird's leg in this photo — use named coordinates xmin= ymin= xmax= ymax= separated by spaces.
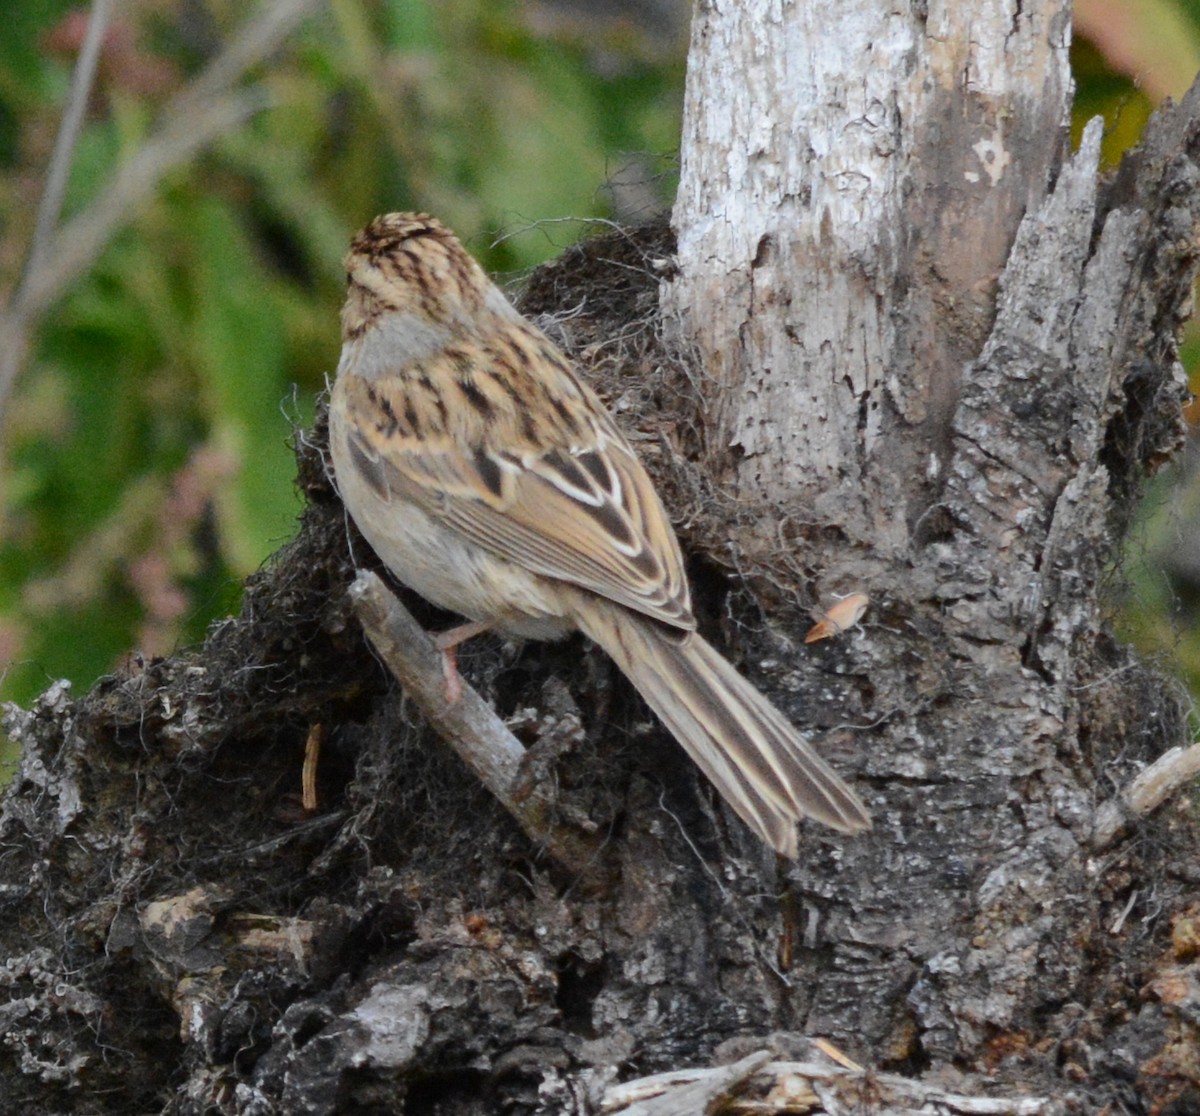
xmin=432 ymin=620 xmax=492 ymax=704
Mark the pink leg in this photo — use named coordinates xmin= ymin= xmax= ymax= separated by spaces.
xmin=433 ymin=620 xmax=492 ymax=704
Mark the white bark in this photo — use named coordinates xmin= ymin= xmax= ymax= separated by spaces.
xmin=663 ymin=0 xmax=1073 ymax=550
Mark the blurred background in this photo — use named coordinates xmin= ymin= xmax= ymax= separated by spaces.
xmin=0 ymin=0 xmax=1197 ymax=760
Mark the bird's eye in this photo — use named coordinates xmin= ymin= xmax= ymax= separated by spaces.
xmin=345 ymin=271 xmax=353 ymax=287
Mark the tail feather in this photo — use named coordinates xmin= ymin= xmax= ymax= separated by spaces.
xmin=579 ymin=605 xmax=871 ymax=857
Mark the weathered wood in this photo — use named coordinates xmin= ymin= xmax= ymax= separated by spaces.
xmin=663 ymin=0 xmax=1072 ymax=550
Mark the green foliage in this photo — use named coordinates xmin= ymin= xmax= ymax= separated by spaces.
xmin=0 ymin=0 xmax=684 ymax=719
xmin=1071 ymin=36 xmax=1155 ymax=167
xmin=1072 ymin=1 xmax=1200 ymax=699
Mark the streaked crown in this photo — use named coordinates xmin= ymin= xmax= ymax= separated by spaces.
xmin=341 ymin=212 xmax=493 ymax=340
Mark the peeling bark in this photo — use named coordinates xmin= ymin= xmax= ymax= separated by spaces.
xmin=662 ymin=0 xmax=1073 ymax=549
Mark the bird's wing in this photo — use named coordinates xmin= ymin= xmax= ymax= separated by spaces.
xmin=335 ymin=343 xmax=695 ymax=632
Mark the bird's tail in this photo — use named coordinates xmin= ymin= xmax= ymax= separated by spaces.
xmin=578 ymin=605 xmax=870 ymax=857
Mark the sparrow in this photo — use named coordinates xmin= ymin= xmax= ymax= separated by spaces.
xmin=328 ymin=212 xmax=871 ymax=857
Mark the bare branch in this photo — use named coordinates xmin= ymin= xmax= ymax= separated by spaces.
xmin=1092 ymin=742 xmax=1200 ymax=850
xmin=26 ymin=0 xmax=112 ymax=285
xmin=0 ymin=0 xmax=324 ymax=426
xmin=176 ymin=0 xmax=323 ymax=113
xmin=348 ymin=570 xmax=601 ymax=873
xmin=17 ymin=90 xmax=265 ymax=327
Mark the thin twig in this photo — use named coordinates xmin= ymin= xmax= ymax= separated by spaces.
xmin=26 ymin=0 xmax=113 ymax=285
xmin=0 ymin=0 xmax=324 ymax=426
xmin=302 ymin=723 xmax=323 ymax=812
xmin=175 ymin=0 xmax=323 ymax=113
xmin=609 ymin=1051 xmax=771 ymax=1116
xmin=0 ymin=91 xmax=263 ymax=424
xmin=18 ymin=90 xmax=266 ymax=324
xmin=348 ymin=571 xmax=601 ymax=873
xmin=1092 ymin=741 xmax=1200 ymax=850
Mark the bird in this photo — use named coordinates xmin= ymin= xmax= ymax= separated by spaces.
xmin=327 ymin=212 xmax=871 ymax=857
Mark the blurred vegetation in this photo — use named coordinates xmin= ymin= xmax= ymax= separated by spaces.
xmin=1072 ymin=0 xmax=1200 ymax=699
xmin=0 ymin=0 xmax=685 ymax=734
xmin=0 ymin=0 xmax=1197 ymax=757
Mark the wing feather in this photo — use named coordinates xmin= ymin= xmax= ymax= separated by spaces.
xmin=339 ymin=362 xmax=694 ymax=631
